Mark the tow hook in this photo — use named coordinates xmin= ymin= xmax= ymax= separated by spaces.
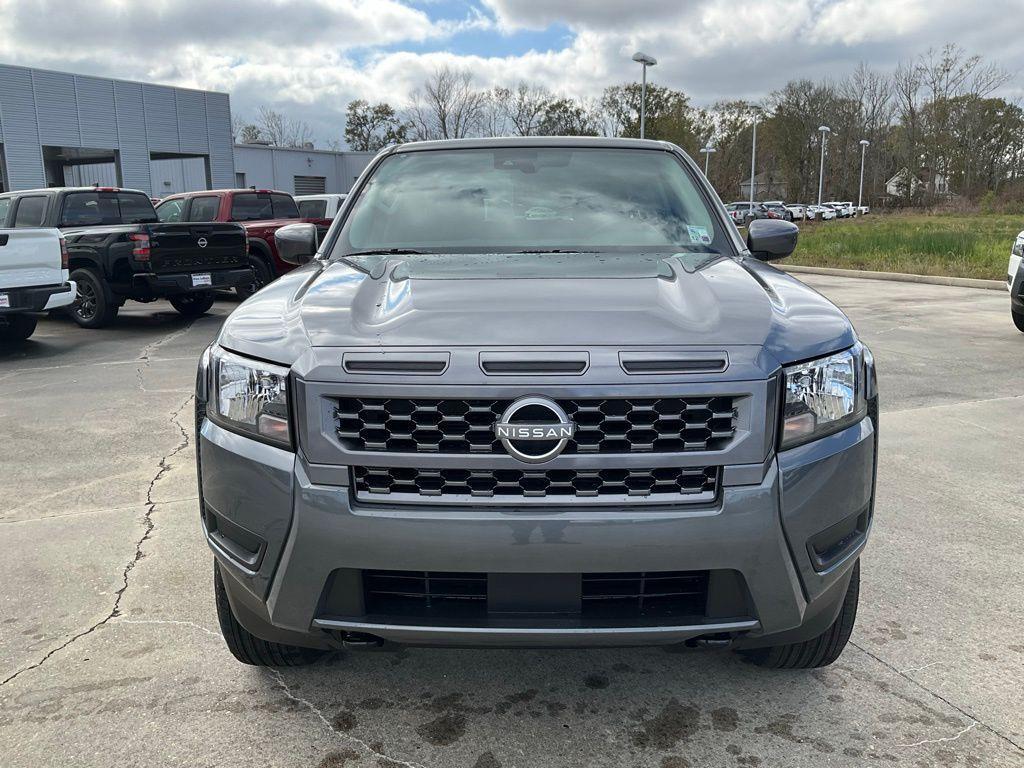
xmin=340 ymin=631 xmax=385 ymax=649
xmin=688 ymin=635 xmax=734 ymax=649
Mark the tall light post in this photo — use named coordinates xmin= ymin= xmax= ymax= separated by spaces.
xmin=816 ymin=125 xmax=831 ymax=206
xmin=632 ymin=52 xmax=657 ymax=139
xmin=857 ymin=139 xmax=870 ymax=211
xmin=699 ymin=145 xmax=717 ymax=177
xmin=749 ymin=107 xmax=762 ymax=208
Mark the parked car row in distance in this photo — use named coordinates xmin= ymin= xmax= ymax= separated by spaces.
xmin=0 ymin=187 xmax=251 ymax=328
xmin=727 ymin=199 xmax=869 ymax=226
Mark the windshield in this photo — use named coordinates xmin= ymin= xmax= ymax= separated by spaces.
xmin=332 ymin=147 xmax=727 ymax=256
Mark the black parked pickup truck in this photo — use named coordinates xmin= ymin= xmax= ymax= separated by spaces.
xmin=0 ymin=186 xmax=252 ymax=327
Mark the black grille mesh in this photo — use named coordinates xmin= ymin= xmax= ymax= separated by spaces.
xmin=353 ymin=465 xmax=718 ymax=500
xmin=361 ymin=570 xmax=710 ymax=622
xmin=334 ymin=396 xmax=736 ymax=455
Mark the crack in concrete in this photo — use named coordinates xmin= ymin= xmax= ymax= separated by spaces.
xmin=136 ymin=318 xmax=202 ymax=392
xmin=852 ymin=642 xmax=1023 ymax=754
xmin=268 ymin=669 xmax=425 ymax=768
xmin=114 ymin=619 xmax=219 ymax=638
xmin=897 ymin=721 xmax=979 ymax=749
xmin=0 ymin=393 xmax=194 ymax=689
xmin=0 ymin=496 xmax=199 ymax=525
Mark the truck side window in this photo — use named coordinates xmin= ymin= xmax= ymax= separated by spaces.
xmin=188 ymin=196 xmax=220 ymax=222
xmin=13 ymin=196 xmax=47 ymax=228
xmin=298 ymin=199 xmax=328 ymax=218
xmin=0 ymin=198 xmax=10 ymax=226
xmin=157 ymin=199 xmax=184 ymax=223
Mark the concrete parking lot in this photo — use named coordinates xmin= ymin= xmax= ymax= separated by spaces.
xmin=1 ymin=276 xmax=1021 ymax=768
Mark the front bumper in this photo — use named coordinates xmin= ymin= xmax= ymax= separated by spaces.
xmin=1009 ymin=258 xmax=1024 ymax=312
xmin=132 ymin=267 xmax=253 ymax=296
xmin=0 ymin=281 xmax=76 ymax=313
xmin=198 ymin=412 xmax=876 ymax=649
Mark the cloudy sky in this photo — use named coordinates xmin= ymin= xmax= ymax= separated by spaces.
xmin=0 ymin=0 xmax=1020 ymax=146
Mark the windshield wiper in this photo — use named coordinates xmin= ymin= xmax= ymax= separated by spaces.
xmin=342 ymin=248 xmax=429 ymax=257
xmin=514 ymin=249 xmax=598 ymax=254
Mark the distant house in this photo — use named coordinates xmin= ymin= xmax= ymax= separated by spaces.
xmin=884 ymin=167 xmax=952 ymax=199
xmin=739 ymin=171 xmax=789 ymax=201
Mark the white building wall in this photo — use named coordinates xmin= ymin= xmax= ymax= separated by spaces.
xmin=233 ymin=145 xmax=374 ymax=194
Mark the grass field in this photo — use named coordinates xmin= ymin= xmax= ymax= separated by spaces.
xmin=785 ymin=212 xmax=1020 ymax=279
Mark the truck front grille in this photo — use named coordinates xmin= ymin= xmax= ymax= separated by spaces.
xmin=352 ymin=465 xmax=718 ymax=501
xmin=582 ymin=571 xmax=709 ymax=620
xmin=360 ymin=570 xmax=710 ymax=622
xmin=335 ymin=396 xmax=736 ymax=455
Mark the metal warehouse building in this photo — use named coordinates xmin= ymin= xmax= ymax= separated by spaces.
xmin=0 ymin=63 xmax=371 ymax=197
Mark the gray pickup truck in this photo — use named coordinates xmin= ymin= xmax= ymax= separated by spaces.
xmin=196 ymin=137 xmax=878 ymax=670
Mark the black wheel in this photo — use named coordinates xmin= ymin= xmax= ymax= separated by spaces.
xmin=0 ymin=314 xmax=38 ymax=342
xmin=214 ymin=563 xmax=323 ymax=667
xmin=69 ymin=268 xmax=118 ymax=328
xmin=169 ymin=291 xmax=215 ymax=317
xmin=1012 ymin=309 xmax=1024 ymax=333
xmin=235 ymin=255 xmax=274 ymax=299
xmin=741 ymin=560 xmax=860 ymax=669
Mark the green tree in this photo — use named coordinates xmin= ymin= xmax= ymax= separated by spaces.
xmin=343 ymin=100 xmax=409 ymax=151
xmin=599 ymin=83 xmax=699 ymax=152
xmin=537 ymin=98 xmax=599 ymax=136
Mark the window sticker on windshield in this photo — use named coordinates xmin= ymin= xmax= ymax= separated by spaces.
xmin=686 ymin=225 xmax=712 ymax=245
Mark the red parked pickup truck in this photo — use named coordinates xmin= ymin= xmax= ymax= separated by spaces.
xmin=155 ymin=189 xmax=330 ymax=297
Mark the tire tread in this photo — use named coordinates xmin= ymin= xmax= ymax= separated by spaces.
xmin=214 ymin=563 xmax=322 ymax=667
xmin=743 ymin=560 xmax=860 ymax=670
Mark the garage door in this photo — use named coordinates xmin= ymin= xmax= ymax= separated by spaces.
xmin=294 ymin=175 xmax=326 ymax=195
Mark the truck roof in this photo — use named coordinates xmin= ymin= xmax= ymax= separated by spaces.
xmin=389 ymin=136 xmax=676 ymax=154
xmin=0 ymin=186 xmax=149 ymax=197
xmin=162 ymin=188 xmax=292 ymax=198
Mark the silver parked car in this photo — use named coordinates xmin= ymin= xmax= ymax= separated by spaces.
xmin=196 ymin=137 xmax=878 ymax=670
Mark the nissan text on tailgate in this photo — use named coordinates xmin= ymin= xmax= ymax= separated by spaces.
xmin=0 ymin=186 xmax=251 ymax=327
xmin=196 ymin=138 xmax=878 ymax=670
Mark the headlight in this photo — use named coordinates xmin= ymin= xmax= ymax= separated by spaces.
xmin=780 ymin=346 xmax=866 ymax=449
xmin=209 ymin=347 xmax=292 ymax=449
xmin=1013 ymin=238 xmax=1023 ymax=258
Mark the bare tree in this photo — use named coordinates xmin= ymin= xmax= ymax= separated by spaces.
xmin=494 ymin=82 xmax=552 ymax=136
xmin=256 ymin=106 xmax=315 ymax=148
xmin=406 ymin=67 xmax=489 ymax=141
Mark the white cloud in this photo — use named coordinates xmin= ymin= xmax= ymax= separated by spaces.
xmin=0 ymin=0 xmax=1019 ymax=146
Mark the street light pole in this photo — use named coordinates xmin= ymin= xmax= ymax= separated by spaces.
xmin=699 ymin=146 xmax=716 ymax=177
xmin=817 ymin=125 xmax=831 ymax=206
xmin=749 ymin=110 xmax=760 ymax=208
xmin=631 ymin=52 xmax=657 ymax=139
xmin=858 ymin=139 xmax=870 ymax=211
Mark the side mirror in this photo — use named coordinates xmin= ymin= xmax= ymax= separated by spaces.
xmin=275 ymin=223 xmax=318 ymax=266
xmin=746 ymin=219 xmax=799 ymax=261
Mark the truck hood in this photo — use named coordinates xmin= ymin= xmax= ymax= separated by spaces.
xmin=218 ymin=252 xmax=856 ymax=368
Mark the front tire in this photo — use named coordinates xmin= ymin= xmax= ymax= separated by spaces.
xmin=214 ymin=563 xmax=323 ymax=667
xmin=0 ymin=314 xmax=38 ymax=342
xmin=169 ymin=291 xmax=215 ymax=317
xmin=1012 ymin=308 xmax=1024 ymax=333
xmin=69 ymin=268 xmax=119 ymax=328
xmin=741 ymin=560 xmax=860 ymax=669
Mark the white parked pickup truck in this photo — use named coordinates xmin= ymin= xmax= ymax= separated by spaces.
xmin=0 ymin=228 xmax=76 ymax=342
xmin=295 ymin=193 xmax=347 ymax=220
